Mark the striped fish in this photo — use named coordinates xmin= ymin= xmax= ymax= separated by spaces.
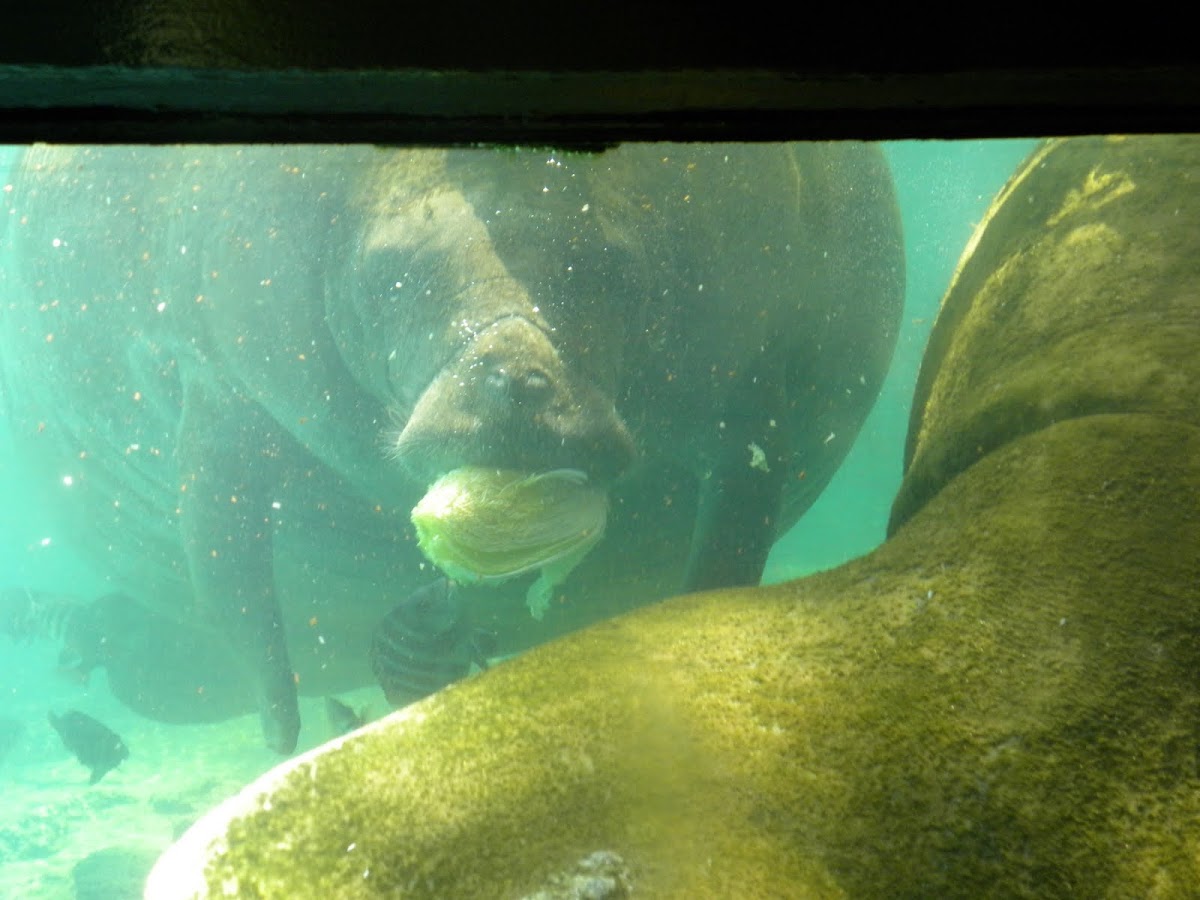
xmin=369 ymin=578 xmax=495 ymax=707
xmin=0 ymin=587 xmax=108 ymax=683
xmin=1 ymin=587 xmax=77 ymax=642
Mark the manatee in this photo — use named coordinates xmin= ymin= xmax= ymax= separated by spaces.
xmin=890 ymin=134 xmax=1200 ymax=531
xmin=0 ymin=143 xmax=904 ymax=753
xmin=144 ymin=136 xmax=1200 ymax=898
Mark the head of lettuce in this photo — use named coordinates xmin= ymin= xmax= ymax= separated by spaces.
xmin=411 ymin=467 xmax=608 ymax=618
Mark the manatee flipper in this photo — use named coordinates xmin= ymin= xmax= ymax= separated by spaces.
xmin=683 ymin=374 xmax=789 ymax=593
xmin=177 ymin=377 xmax=300 ymax=754
xmin=683 ymin=451 xmax=787 ymax=592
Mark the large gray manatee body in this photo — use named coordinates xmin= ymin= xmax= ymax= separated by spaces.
xmin=0 ymin=144 xmax=903 ymax=752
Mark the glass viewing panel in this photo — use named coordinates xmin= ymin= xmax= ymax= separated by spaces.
xmin=1 ymin=136 xmax=1196 ymax=898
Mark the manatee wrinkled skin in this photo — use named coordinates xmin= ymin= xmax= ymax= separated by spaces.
xmin=0 ymin=144 xmax=903 ymax=752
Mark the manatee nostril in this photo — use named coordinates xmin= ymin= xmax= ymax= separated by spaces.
xmin=481 ymin=364 xmax=554 ymax=411
xmin=512 ymin=369 xmax=553 ymax=409
xmin=483 ymin=369 xmax=511 ymax=397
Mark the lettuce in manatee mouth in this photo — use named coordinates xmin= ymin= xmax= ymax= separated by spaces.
xmin=411 ymin=467 xmax=608 ymax=619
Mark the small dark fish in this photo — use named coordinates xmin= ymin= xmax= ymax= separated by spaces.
xmin=48 ymin=710 xmax=129 ymax=784
xmin=324 ymin=696 xmax=367 ymax=736
xmin=370 ymin=578 xmax=496 ymax=707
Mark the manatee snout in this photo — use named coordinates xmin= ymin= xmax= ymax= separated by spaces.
xmin=392 ymin=315 xmax=637 ymax=485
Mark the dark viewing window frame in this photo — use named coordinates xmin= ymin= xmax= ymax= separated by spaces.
xmin=0 ymin=11 xmax=1197 ymax=146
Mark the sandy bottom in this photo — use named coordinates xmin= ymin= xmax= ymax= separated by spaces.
xmin=0 ymin=640 xmax=383 ymax=900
